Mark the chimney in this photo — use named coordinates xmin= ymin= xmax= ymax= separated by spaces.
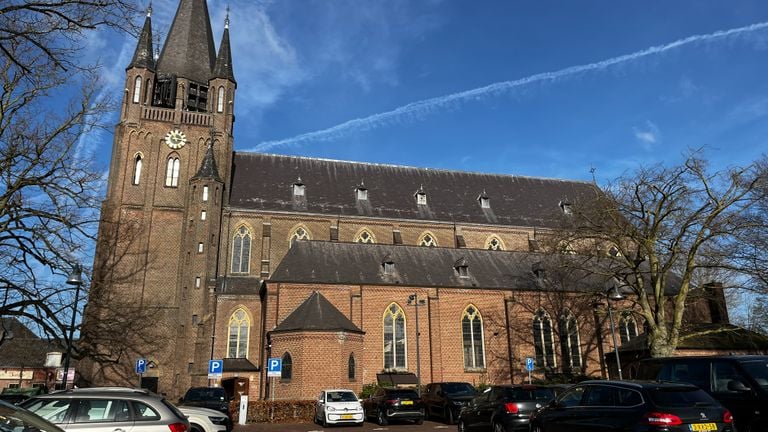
xmin=703 ymin=282 xmax=729 ymax=324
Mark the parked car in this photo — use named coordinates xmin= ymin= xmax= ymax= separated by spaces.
xmin=529 ymin=380 xmax=734 ymax=432
xmin=362 ymin=387 xmax=424 ymax=426
xmin=0 ymin=386 xmax=48 ymax=405
xmin=178 ymin=387 xmax=231 ymax=418
xmin=422 ymin=382 xmax=476 ymax=424
xmin=20 ymin=387 xmax=190 ymax=432
xmin=637 ymin=355 xmax=768 ymax=432
xmin=178 ymin=406 xmax=229 ymax=432
xmin=313 ymin=389 xmax=364 ymax=427
xmin=0 ymin=399 xmax=64 ymax=432
xmin=457 ymin=384 xmax=558 ymax=432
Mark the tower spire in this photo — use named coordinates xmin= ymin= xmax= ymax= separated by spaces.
xmin=212 ymin=7 xmax=235 ymax=83
xmin=192 ymin=130 xmax=223 ymax=182
xmin=128 ymin=4 xmax=155 ymax=70
xmin=156 ymin=0 xmax=216 ymax=83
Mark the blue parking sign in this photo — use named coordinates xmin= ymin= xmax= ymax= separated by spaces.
xmin=526 ymin=357 xmax=535 ymax=371
xmin=209 ymin=359 xmax=223 ymax=375
xmin=136 ymin=358 xmax=146 ymax=374
xmin=267 ymin=358 xmax=281 ymax=377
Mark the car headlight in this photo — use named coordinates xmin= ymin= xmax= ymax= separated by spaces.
xmin=452 ymin=401 xmax=464 ymax=406
xmin=326 ymin=406 xmax=336 ymax=412
xmin=208 ymin=416 xmax=228 ymax=425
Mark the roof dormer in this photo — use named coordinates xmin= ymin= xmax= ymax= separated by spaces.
xmin=414 ymin=185 xmax=427 ymax=206
xmin=382 ymin=254 xmax=395 ymax=275
xmin=355 ymin=181 xmax=368 ymax=201
xmin=454 ymin=257 xmax=469 ymax=278
xmin=558 ymin=200 xmax=572 ymax=215
xmin=478 ymin=190 xmax=490 ymax=209
xmin=293 ymin=177 xmax=305 ymax=196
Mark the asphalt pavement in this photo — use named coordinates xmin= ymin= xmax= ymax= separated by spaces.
xmin=233 ymin=420 xmax=456 ymax=432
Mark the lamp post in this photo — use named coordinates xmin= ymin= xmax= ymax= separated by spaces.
xmin=62 ymin=264 xmax=83 ymax=390
xmin=407 ymin=293 xmax=426 ymax=396
xmin=605 ymin=284 xmax=625 ymax=380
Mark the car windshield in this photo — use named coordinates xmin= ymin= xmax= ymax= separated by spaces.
xmin=185 ymin=389 xmax=225 ymax=401
xmin=326 ymin=392 xmax=358 ymax=402
xmin=0 ymin=401 xmax=63 ymax=432
xmin=504 ymin=388 xmax=555 ymax=401
xmin=648 ymin=387 xmax=715 ymax=407
xmin=442 ymin=383 xmax=475 ymax=395
xmin=740 ymin=360 xmax=768 ymax=390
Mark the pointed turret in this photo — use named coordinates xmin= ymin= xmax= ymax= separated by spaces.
xmin=191 ymin=136 xmax=222 ymax=182
xmin=156 ymin=0 xmax=216 ymax=83
xmin=128 ymin=6 xmax=155 ymax=70
xmin=212 ymin=11 xmax=235 ymax=84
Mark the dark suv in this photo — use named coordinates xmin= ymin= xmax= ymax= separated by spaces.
xmin=362 ymin=388 xmax=424 ymax=426
xmin=178 ymin=387 xmax=231 ymax=418
xmin=422 ymin=382 xmax=476 ymax=424
xmin=637 ymin=355 xmax=768 ymax=432
xmin=458 ymin=384 xmax=558 ymax=432
xmin=530 ymin=380 xmax=734 ymax=432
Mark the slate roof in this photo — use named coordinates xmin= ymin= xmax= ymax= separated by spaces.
xmin=216 ymin=277 xmax=261 ymax=295
xmin=618 ymin=323 xmax=768 ymax=353
xmin=271 ymin=291 xmax=364 ymax=334
xmin=156 ymin=0 xmax=216 ymax=83
xmin=229 ymin=153 xmax=598 ymax=228
xmin=128 ymin=11 xmax=155 ymax=70
xmin=0 ymin=318 xmax=62 ymax=368
xmin=270 ymin=241 xmax=608 ymax=291
xmin=223 ymin=357 xmax=259 ymax=372
xmin=212 ymin=24 xmax=235 ymax=83
xmin=192 ymin=142 xmax=222 ymax=182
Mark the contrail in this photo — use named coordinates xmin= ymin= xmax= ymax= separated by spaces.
xmin=252 ymin=21 xmax=768 ymax=151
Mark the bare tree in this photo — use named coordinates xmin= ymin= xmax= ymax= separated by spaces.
xmin=557 ymin=153 xmax=767 ymax=357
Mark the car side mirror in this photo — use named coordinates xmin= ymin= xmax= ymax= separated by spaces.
xmin=178 ymin=398 xmax=184 ymax=403
xmin=727 ymin=380 xmax=751 ymax=392
xmin=317 ymin=399 xmax=323 ymax=403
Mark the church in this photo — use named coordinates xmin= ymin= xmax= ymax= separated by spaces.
xmin=83 ymin=0 xmax=741 ymax=400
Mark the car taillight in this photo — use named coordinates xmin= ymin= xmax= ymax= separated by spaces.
xmin=385 ymin=399 xmax=398 ymax=405
xmin=168 ymin=423 xmax=187 ymax=432
xmin=644 ymin=412 xmax=682 ymax=426
xmin=723 ymin=410 xmax=733 ymax=424
xmin=504 ymin=403 xmax=519 ymax=414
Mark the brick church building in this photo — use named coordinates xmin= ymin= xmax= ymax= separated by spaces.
xmin=84 ymin=0 xmax=749 ymax=400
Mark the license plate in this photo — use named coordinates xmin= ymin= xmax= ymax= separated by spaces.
xmin=340 ymin=414 xmax=354 ymax=419
xmin=401 ymin=400 xmax=413 ymax=405
xmin=690 ymin=423 xmax=717 ymax=432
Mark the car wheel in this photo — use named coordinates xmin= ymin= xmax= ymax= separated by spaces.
xmin=446 ymin=408 xmax=455 ymax=425
xmin=493 ymin=420 xmax=505 ymax=432
xmin=458 ymin=419 xmax=469 ymax=432
xmin=415 ymin=418 xmax=424 ymax=425
xmin=322 ymin=415 xmax=329 ymax=428
xmin=531 ymin=424 xmax=544 ymax=432
xmin=377 ymin=409 xmax=388 ymax=426
xmin=190 ymin=424 xmax=204 ymax=432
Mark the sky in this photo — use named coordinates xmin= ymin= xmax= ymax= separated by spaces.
xmin=84 ymin=0 xmax=768 ymax=184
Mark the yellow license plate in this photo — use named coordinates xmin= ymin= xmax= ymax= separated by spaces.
xmin=401 ymin=400 xmax=413 ymax=405
xmin=340 ymin=414 xmax=354 ymax=419
xmin=690 ymin=423 xmax=717 ymax=432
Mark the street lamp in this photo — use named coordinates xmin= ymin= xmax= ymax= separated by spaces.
xmin=406 ymin=293 xmax=426 ymax=396
xmin=604 ymin=283 xmax=625 ymax=380
xmin=62 ymin=264 xmax=83 ymax=390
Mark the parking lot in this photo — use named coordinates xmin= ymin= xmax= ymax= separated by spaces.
xmin=234 ymin=420 xmax=456 ymax=432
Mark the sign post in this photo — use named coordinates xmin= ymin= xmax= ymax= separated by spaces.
xmin=135 ymin=358 xmax=147 ymax=388
xmin=525 ymin=357 xmax=535 ymax=384
xmin=208 ymin=359 xmax=223 ymax=385
xmin=266 ymin=358 xmax=281 ymax=403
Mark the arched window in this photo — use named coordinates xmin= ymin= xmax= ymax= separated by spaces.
xmin=227 ymin=309 xmax=249 ymax=358
xmin=558 ymin=311 xmax=582 ymax=370
xmin=281 ymin=353 xmax=292 ymax=380
xmin=355 ymin=229 xmax=375 ymax=243
xmin=231 ymin=226 xmax=251 ymax=274
xmin=133 ymin=76 xmax=142 ymax=103
xmin=533 ymin=310 xmax=556 ymax=369
xmin=383 ymin=303 xmax=406 ymax=370
xmin=418 ymin=232 xmax=437 ymax=247
xmin=132 ymin=154 xmax=143 ymax=185
xmin=290 ymin=226 xmax=311 ymax=246
xmin=486 ymin=236 xmax=504 ymax=251
xmin=348 ymin=353 xmax=356 ymax=380
xmin=165 ymin=156 xmax=180 ymax=187
xmin=144 ymin=79 xmax=152 ymax=104
xmin=462 ymin=305 xmax=485 ymax=369
xmin=619 ymin=313 xmax=638 ymax=344
xmin=217 ymin=86 xmax=225 ymax=113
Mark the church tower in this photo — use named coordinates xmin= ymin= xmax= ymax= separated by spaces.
xmin=88 ymin=0 xmax=235 ymax=395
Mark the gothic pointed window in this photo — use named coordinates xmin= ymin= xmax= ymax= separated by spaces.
xmin=133 ymin=154 xmax=143 ymax=185
xmin=462 ymin=305 xmax=485 ymax=370
xmin=165 ymin=156 xmax=180 ymax=187
xmin=619 ymin=313 xmax=638 ymax=344
xmin=348 ymin=353 xmax=356 ymax=380
xmin=202 ymin=185 xmax=209 ymax=202
xmin=281 ymin=352 xmax=292 ymax=380
xmin=558 ymin=310 xmax=582 ymax=371
xmin=133 ymin=76 xmax=142 ymax=103
xmin=383 ymin=303 xmax=406 ymax=370
xmin=419 ymin=232 xmax=437 ymax=247
xmin=533 ymin=310 xmax=556 ymax=369
xmin=290 ymin=226 xmax=311 ymax=247
xmin=486 ymin=236 xmax=504 ymax=251
xmin=231 ymin=226 xmax=251 ymax=274
xmin=217 ymin=86 xmax=225 ymax=113
xmin=227 ymin=309 xmax=250 ymax=358
xmin=355 ymin=229 xmax=375 ymax=243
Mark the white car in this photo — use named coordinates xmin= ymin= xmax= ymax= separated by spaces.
xmin=315 ymin=389 xmax=364 ymax=427
xmin=178 ymin=406 xmax=229 ymax=432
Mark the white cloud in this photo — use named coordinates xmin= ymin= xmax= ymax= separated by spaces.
xmin=633 ymin=121 xmax=661 ymax=150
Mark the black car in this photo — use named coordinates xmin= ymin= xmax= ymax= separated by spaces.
xmin=458 ymin=384 xmax=558 ymax=432
xmin=530 ymin=380 xmax=735 ymax=432
xmin=637 ymin=355 xmax=768 ymax=432
xmin=179 ymin=387 xmax=232 ymax=431
xmin=362 ymin=387 xmax=424 ymax=425
xmin=422 ymin=382 xmax=476 ymax=424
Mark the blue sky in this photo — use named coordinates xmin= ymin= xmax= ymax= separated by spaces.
xmin=89 ymin=0 xmax=768 ymax=184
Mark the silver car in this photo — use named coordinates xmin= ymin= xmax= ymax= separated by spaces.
xmin=20 ymin=387 xmax=190 ymax=432
xmin=0 ymin=399 xmax=64 ymax=432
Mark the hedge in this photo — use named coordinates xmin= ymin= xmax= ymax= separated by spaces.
xmin=236 ymin=399 xmax=316 ymax=423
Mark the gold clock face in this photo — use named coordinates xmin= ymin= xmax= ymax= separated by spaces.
xmin=165 ymin=129 xmax=187 ymax=149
